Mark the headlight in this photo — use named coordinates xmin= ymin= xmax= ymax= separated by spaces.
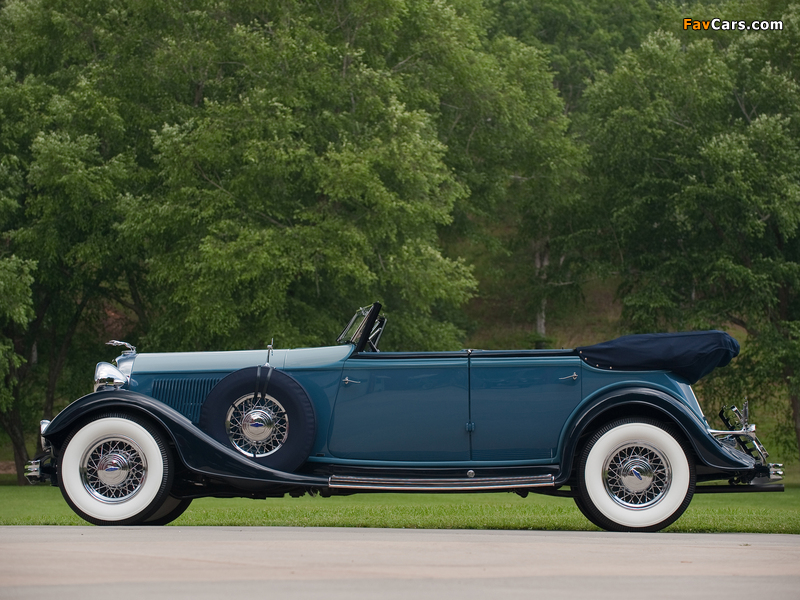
xmin=40 ymin=420 xmax=51 ymax=453
xmin=94 ymin=362 xmax=128 ymax=391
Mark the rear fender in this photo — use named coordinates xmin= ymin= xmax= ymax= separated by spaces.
xmin=554 ymin=387 xmax=755 ymax=486
xmin=44 ymin=390 xmax=327 ymax=489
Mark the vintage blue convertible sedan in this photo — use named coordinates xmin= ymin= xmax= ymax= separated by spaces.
xmin=26 ymin=303 xmax=783 ymax=531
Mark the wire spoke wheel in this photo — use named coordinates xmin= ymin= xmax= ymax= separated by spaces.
xmin=226 ymin=393 xmax=289 ymax=458
xmin=80 ymin=436 xmax=147 ymax=503
xmin=58 ymin=414 xmax=174 ymax=526
xmin=576 ymin=418 xmax=695 ymax=532
xmin=200 ymin=366 xmax=316 ymax=472
xmin=603 ymin=442 xmax=671 ymax=509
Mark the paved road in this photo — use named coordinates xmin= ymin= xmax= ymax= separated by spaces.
xmin=1 ymin=527 xmax=798 ymax=599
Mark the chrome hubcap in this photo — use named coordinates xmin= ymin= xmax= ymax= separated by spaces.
xmin=81 ymin=436 xmax=147 ymax=503
xmin=242 ymin=410 xmax=275 ymax=442
xmin=618 ymin=458 xmax=655 ymax=493
xmin=226 ymin=393 xmax=288 ymax=458
xmin=603 ymin=442 xmax=671 ymax=509
xmin=96 ymin=453 xmax=132 ymax=487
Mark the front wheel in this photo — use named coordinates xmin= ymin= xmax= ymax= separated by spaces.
xmin=144 ymin=496 xmax=192 ymax=525
xmin=58 ymin=413 xmax=174 ymax=526
xmin=576 ymin=418 xmax=695 ymax=532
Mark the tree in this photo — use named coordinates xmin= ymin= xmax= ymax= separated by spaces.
xmin=0 ymin=0 xmax=579 ymax=480
xmin=0 ymin=55 xmax=137 ymax=477
xmin=489 ymin=0 xmax=662 ymax=112
xmin=581 ymin=24 xmax=800 ymax=458
xmin=0 ymin=256 xmax=35 ymax=484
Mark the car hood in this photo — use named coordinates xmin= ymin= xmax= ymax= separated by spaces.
xmin=126 ymin=344 xmax=353 ymax=375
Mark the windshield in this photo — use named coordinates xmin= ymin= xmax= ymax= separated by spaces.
xmin=336 ymin=302 xmax=383 ymax=352
xmin=336 ymin=305 xmax=373 ymax=345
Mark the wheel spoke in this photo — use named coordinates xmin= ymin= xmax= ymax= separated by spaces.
xmin=226 ymin=393 xmax=289 ymax=458
xmin=80 ymin=435 xmax=148 ymax=504
xmin=603 ymin=441 xmax=672 ymax=510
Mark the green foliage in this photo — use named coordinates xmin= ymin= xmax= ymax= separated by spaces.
xmin=581 ymin=17 xmax=800 ymax=457
xmin=489 ymin=0 xmax=663 ymax=111
xmin=1 ymin=0 xmax=799 ymax=479
xmin=2 ymin=477 xmax=799 ymax=533
xmin=110 ymin=0 xmax=500 ymax=351
xmin=0 ymin=255 xmax=34 ymax=411
xmin=0 ymin=0 xmax=578 ymax=480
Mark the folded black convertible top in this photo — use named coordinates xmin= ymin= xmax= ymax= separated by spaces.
xmin=576 ymin=330 xmax=740 ymax=384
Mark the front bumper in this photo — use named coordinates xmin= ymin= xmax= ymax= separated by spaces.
xmin=24 ymin=420 xmax=56 ymax=485
xmin=24 ymin=460 xmax=41 ymax=482
xmin=24 ymin=454 xmax=56 ymax=485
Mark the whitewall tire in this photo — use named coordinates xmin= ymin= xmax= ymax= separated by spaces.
xmin=576 ymin=418 xmax=695 ymax=532
xmin=58 ymin=414 xmax=174 ymax=526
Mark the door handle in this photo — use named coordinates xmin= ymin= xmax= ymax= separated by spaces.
xmin=342 ymin=377 xmax=361 ymax=385
xmin=559 ymin=372 xmax=578 ymax=381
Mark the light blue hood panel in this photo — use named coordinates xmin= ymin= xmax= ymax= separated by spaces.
xmin=284 ymin=344 xmax=353 ymax=369
xmin=132 ymin=349 xmax=276 ymax=374
xmin=126 ymin=344 xmax=353 ymax=426
xmin=130 ymin=344 xmax=353 ymax=375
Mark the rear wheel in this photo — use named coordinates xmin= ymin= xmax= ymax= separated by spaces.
xmin=576 ymin=418 xmax=695 ymax=532
xmin=58 ymin=413 xmax=174 ymax=526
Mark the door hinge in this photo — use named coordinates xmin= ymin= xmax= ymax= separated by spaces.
xmin=466 ymin=422 xmax=475 ymax=432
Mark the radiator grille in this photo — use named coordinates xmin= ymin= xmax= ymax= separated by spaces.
xmin=151 ymin=377 xmax=222 ymax=423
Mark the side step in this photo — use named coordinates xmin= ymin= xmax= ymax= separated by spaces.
xmin=328 ymin=474 xmax=554 ymax=492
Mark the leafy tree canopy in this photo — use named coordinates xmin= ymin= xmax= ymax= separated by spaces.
xmin=581 ymin=19 xmax=800 ymax=456
xmin=0 ymin=0 xmax=576 ymax=477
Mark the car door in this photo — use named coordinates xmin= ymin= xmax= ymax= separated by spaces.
xmin=328 ymin=353 xmax=470 ymax=461
xmin=469 ymin=353 xmax=582 ymax=462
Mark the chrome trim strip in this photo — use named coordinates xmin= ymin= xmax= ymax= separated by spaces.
xmin=708 ymin=426 xmax=756 ymax=437
xmin=328 ymin=474 xmax=554 ymax=491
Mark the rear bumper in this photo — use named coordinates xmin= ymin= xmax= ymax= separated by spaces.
xmin=695 ymin=482 xmax=784 ymax=494
xmin=708 ymin=403 xmax=784 ymax=486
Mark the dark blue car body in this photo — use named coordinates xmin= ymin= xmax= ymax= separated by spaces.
xmin=28 ymin=303 xmax=783 ymax=531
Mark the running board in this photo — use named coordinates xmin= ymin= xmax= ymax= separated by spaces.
xmin=328 ymin=474 xmax=554 ymax=492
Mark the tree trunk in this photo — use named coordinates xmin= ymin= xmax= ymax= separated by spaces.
xmin=534 ymin=249 xmax=549 ymax=340
xmin=791 ymin=391 xmax=800 ymax=462
xmin=43 ymin=297 xmax=89 ymax=420
xmin=787 ymin=366 xmax=800 ymax=462
xmin=0 ymin=402 xmax=30 ymax=486
xmin=536 ymin=299 xmax=546 ymax=338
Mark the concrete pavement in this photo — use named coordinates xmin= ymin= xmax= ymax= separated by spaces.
xmin=1 ymin=527 xmax=798 ymax=599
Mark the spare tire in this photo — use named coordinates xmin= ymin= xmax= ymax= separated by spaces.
xmin=199 ymin=366 xmax=316 ymax=472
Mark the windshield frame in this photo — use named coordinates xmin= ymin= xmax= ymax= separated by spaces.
xmin=336 ymin=302 xmax=382 ymax=350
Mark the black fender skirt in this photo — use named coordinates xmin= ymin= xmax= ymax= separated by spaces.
xmin=554 ymin=386 xmax=757 ymax=486
xmin=43 ymin=390 xmax=328 ymax=492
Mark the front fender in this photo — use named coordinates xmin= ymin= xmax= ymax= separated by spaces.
xmin=554 ymin=386 xmax=756 ymax=486
xmin=44 ymin=390 xmax=327 ymax=489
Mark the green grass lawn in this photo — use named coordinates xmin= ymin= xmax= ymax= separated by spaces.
xmin=1 ymin=466 xmax=797 ymax=533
